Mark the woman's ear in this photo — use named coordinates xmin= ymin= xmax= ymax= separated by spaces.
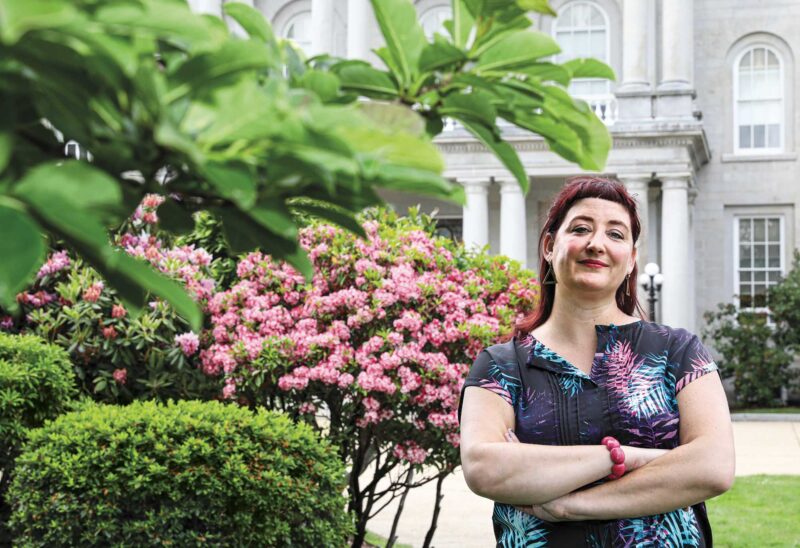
xmin=628 ymin=246 xmax=638 ymax=274
xmin=542 ymin=232 xmax=555 ymax=261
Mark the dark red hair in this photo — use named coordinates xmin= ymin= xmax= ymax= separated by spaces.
xmin=515 ymin=176 xmax=646 ymax=337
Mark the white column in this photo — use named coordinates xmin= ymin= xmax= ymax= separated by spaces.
xmin=620 ymin=175 xmax=651 ymax=267
xmin=660 ymin=175 xmax=692 ymax=329
xmin=659 ymin=0 xmax=693 ymax=90
xmin=311 ymin=0 xmax=336 ymax=56
xmin=499 ymin=179 xmax=528 ymax=266
xmin=347 ymin=0 xmax=372 ymax=61
xmin=460 ymin=179 xmax=491 ymax=251
xmin=620 ymin=0 xmax=649 ymax=91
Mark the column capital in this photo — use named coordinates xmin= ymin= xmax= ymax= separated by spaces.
xmin=458 ymin=178 xmax=492 ymax=191
xmin=619 ymin=173 xmax=652 ymax=188
xmin=659 ymin=173 xmax=692 ymax=190
xmin=496 ymin=178 xmax=526 ymax=194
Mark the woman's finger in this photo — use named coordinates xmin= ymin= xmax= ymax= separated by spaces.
xmin=506 ymin=428 xmax=520 ymax=443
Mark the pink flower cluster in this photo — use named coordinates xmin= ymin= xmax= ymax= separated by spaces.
xmin=37 ymin=250 xmax=70 ymax=279
xmin=199 ymin=217 xmax=539 ymax=465
xmin=131 ymin=194 xmax=165 ymax=226
xmin=175 ymin=332 xmax=200 ymax=356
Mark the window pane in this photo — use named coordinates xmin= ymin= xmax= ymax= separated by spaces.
xmin=739 ymin=70 xmax=751 ymax=100
xmin=754 ymin=48 xmax=765 ymax=69
xmin=754 ymin=288 xmax=767 ymax=308
xmin=764 ymin=100 xmax=782 ymax=123
xmin=574 ymin=4 xmax=591 ymax=27
xmin=741 ymin=50 xmax=752 ymax=68
xmin=769 ymin=271 xmax=782 ymax=283
xmin=753 ymin=124 xmax=766 ymax=147
xmin=768 ymin=124 xmax=781 ymax=148
xmin=768 ymin=218 xmax=780 ymax=241
xmin=754 ymin=219 xmax=766 ymax=241
xmin=754 ymin=245 xmax=766 ymax=267
xmin=740 ymin=271 xmax=752 ymax=282
xmin=740 ymin=244 xmax=752 ymax=267
xmin=766 ymin=49 xmax=779 ymax=68
xmin=753 ymin=70 xmax=767 ymax=97
xmin=768 ymin=244 xmax=781 ymax=267
xmin=590 ymin=31 xmax=606 ymax=59
xmin=740 ymin=293 xmax=753 ymax=308
xmin=754 ymin=271 xmax=765 ymax=282
xmin=739 ymin=125 xmax=751 ymax=148
xmin=739 ymin=219 xmax=752 ymax=242
xmin=738 ymin=101 xmax=753 ymax=124
xmin=765 ymin=68 xmax=781 ymax=95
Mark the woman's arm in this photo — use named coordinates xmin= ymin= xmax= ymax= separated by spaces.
xmin=530 ymin=373 xmax=735 ymax=520
xmin=460 ymin=386 xmax=666 ymax=505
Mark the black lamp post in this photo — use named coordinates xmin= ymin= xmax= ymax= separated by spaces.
xmin=638 ymin=262 xmax=663 ymax=322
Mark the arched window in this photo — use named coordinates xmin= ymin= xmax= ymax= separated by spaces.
xmin=553 ymin=1 xmax=610 ymax=97
xmin=419 ymin=5 xmax=450 ymax=40
xmin=282 ymin=10 xmax=312 ymax=52
xmin=734 ymin=46 xmax=784 ymax=153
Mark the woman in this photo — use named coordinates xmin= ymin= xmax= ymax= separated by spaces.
xmin=459 ymin=176 xmax=734 ymax=547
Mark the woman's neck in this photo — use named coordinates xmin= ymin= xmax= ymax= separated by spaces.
xmin=541 ymin=289 xmax=636 ymax=338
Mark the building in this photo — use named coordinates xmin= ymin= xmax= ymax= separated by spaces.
xmin=189 ymin=0 xmax=800 ymax=337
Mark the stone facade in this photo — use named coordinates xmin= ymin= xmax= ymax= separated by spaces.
xmin=191 ymin=0 xmax=800 ymax=337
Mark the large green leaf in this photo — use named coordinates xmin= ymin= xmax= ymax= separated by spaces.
xmin=374 ymin=164 xmax=465 ymax=204
xmin=419 ymin=35 xmax=467 ymax=73
xmin=298 ymin=70 xmax=341 ymax=103
xmin=167 ymin=39 xmax=275 ymax=102
xmin=358 ymin=102 xmax=426 ymax=137
xmin=334 ymin=62 xmax=399 ymax=98
xmin=157 ymin=200 xmax=196 ymax=235
xmin=247 ymin=201 xmax=298 ymax=240
xmin=564 ymin=58 xmax=616 ymax=80
xmin=441 ymin=92 xmax=497 ymax=127
xmin=290 ymin=200 xmax=367 ymax=238
xmin=369 ymin=0 xmax=426 ymax=86
xmin=447 ymin=0 xmax=475 ymax=48
xmin=223 ymin=1 xmax=278 ymax=48
xmin=514 ymin=62 xmax=572 ymax=86
xmin=202 ymin=161 xmax=257 ymax=209
xmin=516 ymin=0 xmax=557 ymax=16
xmin=455 ymin=117 xmax=529 ymax=193
xmin=13 ymin=161 xmax=122 ymax=222
xmin=0 ymin=132 xmax=11 ymax=174
xmin=0 ymin=0 xmax=80 ymax=44
xmin=475 ymin=31 xmax=560 ymax=72
xmin=0 ymin=202 xmax=45 ymax=309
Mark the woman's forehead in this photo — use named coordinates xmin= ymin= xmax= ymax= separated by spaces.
xmin=563 ymin=198 xmax=631 ymax=226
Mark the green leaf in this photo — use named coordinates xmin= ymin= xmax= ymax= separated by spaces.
xmin=13 ymin=161 xmax=122 ymax=222
xmin=358 ymin=102 xmax=426 ymax=136
xmin=290 ymin=201 xmax=367 ymax=238
xmin=334 ymin=62 xmax=399 ymax=98
xmin=448 ymin=0 xmax=475 ymax=48
xmin=0 ymin=132 xmax=11 ymax=174
xmin=0 ymin=202 xmax=45 ymax=309
xmin=419 ymin=35 xmax=467 ymax=72
xmin=157 ymin=200 xmax=196 ymax=235
xmin=440 ymin=92 xmax=497 ymax=127
xmin=515 ymin=62 xmax=572 ymax=86
xmin=475 ymin=31 xmax=560 ymax=72
xmin=247 ymin=201 xmax=298 ymax=240
xmin=167 ymin=39 xmax=274 ymax=103
xmin=223 ymin=2 xmax=278 ymax=47
xmin=516 ymin=0 xmax=557 ymax=16
xmin=202 ymin=161 xmax=257 ymax=209
xmin=563 ymin=58 xmax=616 ymax=80
xmin=298 ymin=70 xmax=341 ymax=103
xmin=369 ymin=0 xmax=427 ymax=85
xmin=455 ymin=117 xmax=529 ymax=193
xmin=374 ymin=164 xmax=465 ymax=204
xmin=0 ymin=0 xmax=80 ymax=44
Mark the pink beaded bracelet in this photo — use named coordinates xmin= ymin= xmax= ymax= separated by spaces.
xmin=601 ymin=436 xmax=626 ymax=480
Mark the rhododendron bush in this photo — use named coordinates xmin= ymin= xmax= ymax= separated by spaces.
xmin=0 ymin=197 xmax=223 ymax=402
xmin=202 ymin=208 xmax=539 ymax=543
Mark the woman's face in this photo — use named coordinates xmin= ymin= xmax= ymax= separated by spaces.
xmin=544 ymin=197 xmax=637 ymax=296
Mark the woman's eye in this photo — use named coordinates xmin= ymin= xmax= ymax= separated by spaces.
xmin=571 ymin=226 xmax=590 ymax=233
xmin=609 ymin=231 xmax=625 ymax=240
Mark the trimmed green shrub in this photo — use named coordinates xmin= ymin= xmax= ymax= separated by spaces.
xmin=7 ymin=400 xmax=352 ymax=547
xmin=0 ymin=332 xmax=77 ymax=542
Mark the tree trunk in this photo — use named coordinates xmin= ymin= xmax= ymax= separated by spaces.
xmin=422 ymin=473 xmax=447 ymax=548
xmin=386 ymin=467 xmax=414 ymax=548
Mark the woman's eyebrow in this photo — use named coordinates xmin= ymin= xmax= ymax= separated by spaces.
xmin=568 ymin=215 xmax=630 ymax=230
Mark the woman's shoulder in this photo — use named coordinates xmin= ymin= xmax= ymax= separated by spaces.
xmin=636 ymin=320 xmax=703 ymax=353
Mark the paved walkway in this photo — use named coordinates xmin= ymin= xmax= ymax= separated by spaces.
xmin=367 ymin=421 xmax=800 ymax=547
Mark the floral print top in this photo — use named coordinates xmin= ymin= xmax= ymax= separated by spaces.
xmin=461 ymin=321 xmax=719 ymax=547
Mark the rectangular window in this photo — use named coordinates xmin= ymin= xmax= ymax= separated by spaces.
xmin=735 ymin=216 xmax=784 ymax=310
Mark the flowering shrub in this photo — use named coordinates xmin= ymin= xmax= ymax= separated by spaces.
xmin=0 ymin=196 xmax=223 ymax=403
xmin=201 ymin=207 xmax=538 ymax=543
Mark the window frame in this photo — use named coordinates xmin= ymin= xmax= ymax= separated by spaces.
xmin=417 ymin=3 xmax=450 ymax=40
xmin=732 ymin=214 xmax=786 ymax=313
xmin=733 ymin=45 xmax=785 ymax=155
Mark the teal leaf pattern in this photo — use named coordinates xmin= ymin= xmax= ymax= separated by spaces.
xmin=494 ymin=504 xmax=549 ymax=548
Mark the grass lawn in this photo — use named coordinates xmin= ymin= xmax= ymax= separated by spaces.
xmin=731 ymin=407 xmax=800 ymax=414
xmin=707 ymin=475 xmax=800 ymax=547
xmin=364 ymin=531 xmax=413 ymax=548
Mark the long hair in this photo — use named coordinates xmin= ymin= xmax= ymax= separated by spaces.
xmin=515 ymin=176 xmax=647 ymax=337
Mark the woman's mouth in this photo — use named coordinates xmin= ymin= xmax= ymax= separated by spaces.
xmin=579 ymin=260 xmax=608 ymax=268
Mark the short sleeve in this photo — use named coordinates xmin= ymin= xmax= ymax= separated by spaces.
xmin=672 ymin=334 xmax=719 ymax=394
xmin=458 ymin=349 xmax=522 ymax=422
